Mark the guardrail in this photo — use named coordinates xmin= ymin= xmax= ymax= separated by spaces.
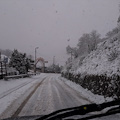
xmin=4 ymin=73 xmax=36 ymax=80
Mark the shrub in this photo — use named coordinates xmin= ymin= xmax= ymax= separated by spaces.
xmin=61 ymin=72 xmax=120 ymax=99
xmin=107 ymin=50 xmax=119 ymax=61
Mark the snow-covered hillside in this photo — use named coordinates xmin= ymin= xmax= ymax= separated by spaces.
xmin=62 ymin=31 xmax=120 ymax=98
xmin=62 ymin=31 xmax=120 ymax=77
xmin=75 ymin=32 xmax=120 ymax=76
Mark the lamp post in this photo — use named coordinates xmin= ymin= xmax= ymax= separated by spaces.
xmin=53 ymin=56 xmax=55 ymax=73
xmin=34 ymin=47 xmax=39 ymax=74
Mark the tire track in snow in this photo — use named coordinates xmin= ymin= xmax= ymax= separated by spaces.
xmin=0 ymin=80 xmax=34 ymax=99
xmin=12 ymin=77 xmax=46 ymax=117
xmin=0 ymin=77 xmax=47 ymax=119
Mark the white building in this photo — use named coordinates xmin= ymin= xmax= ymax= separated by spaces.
xmin=0 ymin=54 xmax=19 ymax=78
xmin=0 ymin=54 xmax=10 ymax=64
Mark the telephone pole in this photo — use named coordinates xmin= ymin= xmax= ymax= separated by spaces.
xmin=53 ymin=56 xmax=55 ymax=72
xmin=34 ymin=47 xmax=39 ymax=74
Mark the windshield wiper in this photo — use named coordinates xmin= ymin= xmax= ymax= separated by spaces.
xmin=78 ymin=106 xmax=120 ymax=120
xmin=36 ymin=99 xmax=120 ymax=120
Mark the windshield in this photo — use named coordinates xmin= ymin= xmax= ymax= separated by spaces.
xmin=0 ymin=0 xmax=120 ymax=120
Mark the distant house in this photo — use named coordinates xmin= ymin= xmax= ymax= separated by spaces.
xmin=0 ymin=54 xmax=19 ymax=79
xmin=1 ymin=54 xmax=10 ymax=64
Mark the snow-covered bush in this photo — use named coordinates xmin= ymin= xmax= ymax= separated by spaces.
xmin=107 ymin=49 xmax=119 ymax=61
xmin=62 ymin=73 xmax=120 ymax=99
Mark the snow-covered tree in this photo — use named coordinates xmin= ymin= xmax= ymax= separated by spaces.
xmin=9 ymin=49 xmax=31 ymax=74
xmin=66 ymin=30 xmax=101 ymax=59
xmin=66 ymin=45 xmax=73 ymax=54
xmin=106 ymin=27 xmax=118 ymax=38
xmin=77 ymin=31 xmax=101 ymax=55
xmin=66 ymin=45 xmax=78 ymax=58
xmin=77 ymin=33 xmax=90 ymax=55
xmin=90 ymin=30 xmax=101 ymax=51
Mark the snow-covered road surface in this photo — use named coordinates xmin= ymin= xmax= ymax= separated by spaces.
xmin=0 ymin=73 xmax=90 ymax=119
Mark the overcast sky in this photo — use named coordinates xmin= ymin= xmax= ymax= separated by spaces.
xmin=0 ymin=0 xmax=119 ymax=66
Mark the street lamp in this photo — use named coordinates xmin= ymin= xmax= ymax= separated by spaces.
xmin=53 ymin=56 xmax=55 ymax=73
xmin=34 ymin=47 xmax=39 ymax=74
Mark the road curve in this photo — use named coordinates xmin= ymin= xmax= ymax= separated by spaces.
xmin=0 ymin=74 xmax=90 ymax=119
xmin=19 ymin=74 xmax=90 ymax=116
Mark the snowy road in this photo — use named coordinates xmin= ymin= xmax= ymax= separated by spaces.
xmin=0 ymin=73 xmax=90 ymax=119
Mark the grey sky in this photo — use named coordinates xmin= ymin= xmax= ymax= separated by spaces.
xmin=0 ymin=0 xmax=119 ymax=65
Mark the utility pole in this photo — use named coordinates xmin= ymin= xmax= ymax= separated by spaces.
xmin=53 ymin=56 xmax=55 ymax=73
xmin=5 ymin=62 xmax=7 ymax=76
xmin=4 ymin=58 xmax=7 ymax=76
xmin=34 ymin=47 xmax=39 ymax=74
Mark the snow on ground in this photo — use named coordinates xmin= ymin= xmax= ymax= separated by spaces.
xmin=60 ymin=77 xmax=113 ymax=104
xmin=0 ymin=80 xmax=34 ymax=114
xmin=0 ymin=78 xmax=33 ymax=95
xmin=60 ymin=76 xmax=120 ymax=120
xmin=0 ymin=73 xmax=119 ymax=119
xmin=32 ymin=73 xmax=48 ymax=79
xmin=0 ymin=74 xmax=45 ymax=95
xmin=0 ymin=74 xmax=47 ymax=115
